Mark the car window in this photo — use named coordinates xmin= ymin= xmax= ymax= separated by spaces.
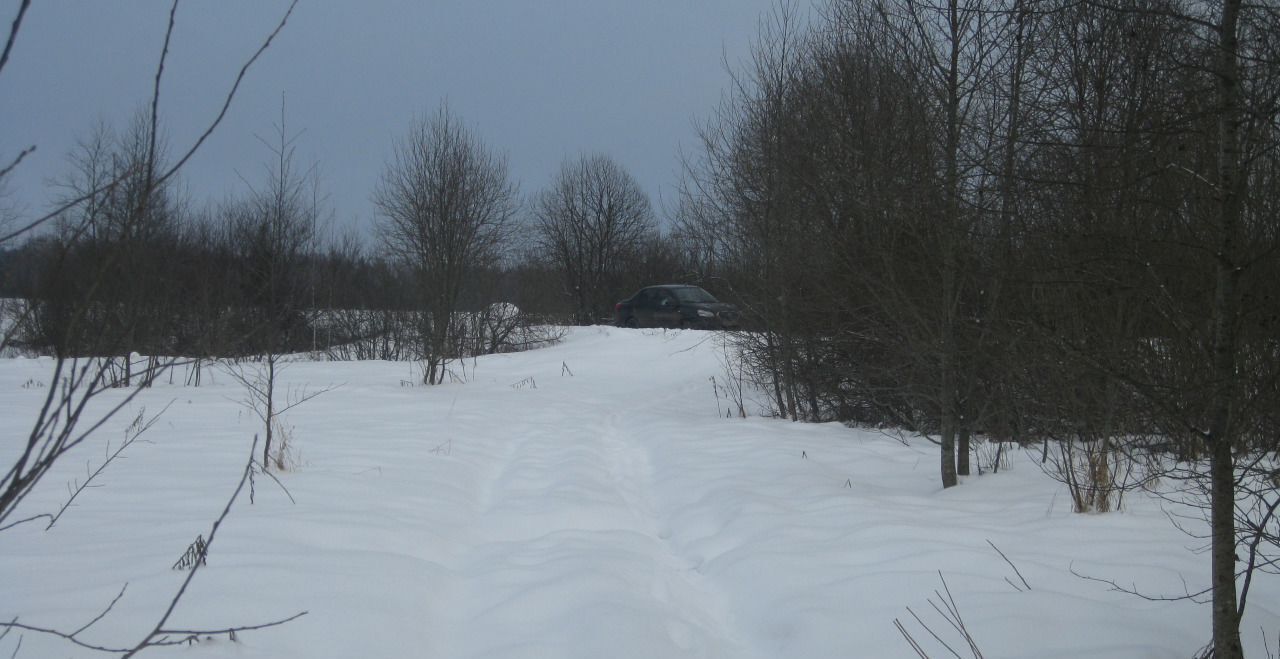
xmin=673 ymin=287 xmax=717 ymax=304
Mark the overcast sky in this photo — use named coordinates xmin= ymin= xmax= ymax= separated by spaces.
xmin=1 ymin=1 xmax=806 ymax=239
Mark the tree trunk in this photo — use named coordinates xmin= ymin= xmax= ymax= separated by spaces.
xmin=940 ymin=415 xmax=958 ymax=489
xmin=1208 ymin=0 xmax=1245 ymax=655
xmin=262 ymin=356 xmax=276 ymax=470
xmin=938 ymin=0 xmax=962 ymax=490
xmin=957 ymin=426 xmax=970 ymax=477
xmin=1210 ymin=433 xmax=1242 ymax=659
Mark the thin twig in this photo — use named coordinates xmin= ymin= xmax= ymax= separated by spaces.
xmin=0 ymin=513 xmax=52 ymax=532
xmin=0 ymin=145 xmax=34 ymax=181
xmin=937 ymin=574 xmax=983 ymax=658
xmin=254 ymin=459 xmax=296 ymax=504
xmin=0 ymin=620 xmax=131 ymax=653
xmin=907 ymin=604 xmax=965 ymax=659
xmin=147 ymin=0 xmax=178 ymax=204
xmin=1070 ymin=562 xmax=1214 ymax=603
xmin=0 ymin=0 xmax=31 ymax=78
xmin=151 ymin=0 xmax=298 ymax=191
xmin=0 ymin=0 xmax=296 ymax=244
xmin=47 ymin=401 xmax=172 ymax=530
xmin=986 ymin=539 xmax=1030 ymax=591
xmin=70 ymin=584 xmax=128 ymax=636
xmin=895 ymin=617 xmax=931 ymax=659
xmin=150 ymin=611 xmax=309 ymax=644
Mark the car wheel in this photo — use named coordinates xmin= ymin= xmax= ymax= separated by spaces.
xmin=625 ymin=317 xmax=638 ymax=328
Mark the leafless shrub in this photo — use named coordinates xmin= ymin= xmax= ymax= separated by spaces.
xmin=270 ymin=419 xmax=297 ymax=472
xmin=320 ymin=308 xmax=417 ymax=362
xmin=0 ymin=297 xmax=29 ymax=357
xmin=973 ymin=437 xmax=1010 ymax=476
xmin=715 ymin=337 xmax=747 ymax=418
xmin=1041 ymin=437 xmax=1141 ymax=513
xmin=224 ymin=357 xmax=332 ymax=473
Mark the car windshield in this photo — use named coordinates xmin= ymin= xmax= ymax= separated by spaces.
xmin=672 ymin=287 xmax=717 ymax=304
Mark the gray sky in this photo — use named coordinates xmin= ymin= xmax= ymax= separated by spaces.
xmin=1 ymin=1 xmax=800 ymax=240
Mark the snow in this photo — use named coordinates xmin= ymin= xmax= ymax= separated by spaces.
xmin=2 ymin=326 xmax=1278 ymax=657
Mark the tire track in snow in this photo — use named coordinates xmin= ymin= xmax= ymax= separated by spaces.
xmin=599 ymin=410 xmax=754 ymax=657
xmin=437 ymin=355 xmax=755 ymax=659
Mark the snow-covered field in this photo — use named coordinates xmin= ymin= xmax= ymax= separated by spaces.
xmin=2 ymin=327 xmax=1276 ymax=657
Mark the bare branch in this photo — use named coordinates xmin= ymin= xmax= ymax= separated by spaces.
xmin=150 ymin=611 xmax=309 ymax=645
xmin=0 ymin=145 xmax=34 ymax=181
xmin=986 ymin=539 xmax=1030 ymax=591
xmin=0 ymin=0 xmax=31 ymax=78
xmin=253 ymin=459 xmax=297 ymax=504
xmin=0 ymin=620 xmax=131 ymax=654
xmin=70 ymin=584 xmax=128 ymax=637
xmin=1070 ymin=562 xmax=1214 ymax=603
xmin=0 ymin=512 xmax=52 ymax=532
xmin=0 ymin=0 xmax=297 ymax=244
xmin=152 ymin=0 xmax=298 ymax=191
xmin=46 ymin=401 xmax=173 ymax=530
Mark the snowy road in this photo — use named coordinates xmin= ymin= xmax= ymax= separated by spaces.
xmin=2 ymin=327 xmax=1274 ymax=657
xmin=435 ymin=332 xmax=752 ymax=659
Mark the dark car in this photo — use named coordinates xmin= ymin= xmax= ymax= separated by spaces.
xmin=614 ymin=285 xmax=740 ymax=330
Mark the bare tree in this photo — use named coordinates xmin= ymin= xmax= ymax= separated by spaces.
xmin=865 ymin=0 xmax=1013 ymax=488
xmin=532 ymin=153 xmax=655 ymax=325
xmin=223 ymin=102 xmax=318 ymax=469
xmin=374 ymin=104 xmax=518 ymax=384
xmin=228 ymin=102 xmax=317 ymax=356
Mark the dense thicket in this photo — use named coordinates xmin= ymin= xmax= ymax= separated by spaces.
xmin=675 ymin=1 xmax=1279 ymax=655
xmin=8 ymin=225 xmax=589 ymax=356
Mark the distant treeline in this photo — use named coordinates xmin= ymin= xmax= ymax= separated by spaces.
xmin=0 ymin=220 xmax=696 ymax=361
